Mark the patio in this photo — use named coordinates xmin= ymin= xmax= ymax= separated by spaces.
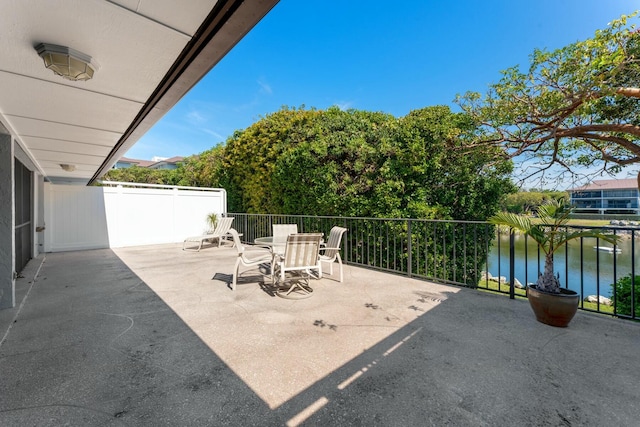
xmin=1 ymin=243 xmax=639 ymax=426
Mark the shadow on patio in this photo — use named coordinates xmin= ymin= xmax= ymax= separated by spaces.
xmin=1 ymin=243 xmax=639 ymax=426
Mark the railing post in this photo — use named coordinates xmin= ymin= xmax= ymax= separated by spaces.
xmin=632 ymin=230 xmax=636 ymax=319
xmin=509 ymin=228 xmax=515 ymax=300
xmin=407 ymin=219 xmax=412 ymax=278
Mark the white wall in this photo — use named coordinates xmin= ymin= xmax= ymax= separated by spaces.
xmin=44 ymin=182 xmax=226 ymax=252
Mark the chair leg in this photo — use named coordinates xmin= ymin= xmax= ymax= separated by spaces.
xmin=275 ymin=273 xmax=314 ymax=299
xmin=336 ymin=253 xmax=343 ymax=283
xmin=232 ymin=257 xmax=241 ymax=291
xmin=270 ymin=255 xmax=277 ymax=284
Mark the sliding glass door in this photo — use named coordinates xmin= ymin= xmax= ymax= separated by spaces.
xmin=14 ymin=159 xmax=32 ymax=273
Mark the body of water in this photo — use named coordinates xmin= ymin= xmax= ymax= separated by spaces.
xmin=486 ymin=234 xmax=640 ymax=298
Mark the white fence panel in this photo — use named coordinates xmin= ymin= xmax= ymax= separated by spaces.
xmin=174 ymin=189 xmax=226 ymax=237
xmin=44 ymin=185 xmax=109 ymax=252
xmin=105 ymin=187 xmax=176 ymax=247
xmin=45 ymin=182 xmax=226 ymax=252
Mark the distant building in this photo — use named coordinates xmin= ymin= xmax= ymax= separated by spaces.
xmin=568 ymin=178 xmax=640 ymax=215
xmin=114 ymin=156 xmax=184 ymax=170
xmin=148 ymin=156 xmax=185 ymax=170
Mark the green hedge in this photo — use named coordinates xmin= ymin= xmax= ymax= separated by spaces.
xmin=611 ymin=274 xmax=640 ymax=318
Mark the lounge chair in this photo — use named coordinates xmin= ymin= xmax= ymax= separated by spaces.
xmin=318 ymin=226 xmax=347 ymax=282
xmin=228 ymin=229 xmax=272 ymax=291
xmin=273 ymin=233 xmax=323 ymax=299
xmin=183 ymin=217 xmax=234 ymax=251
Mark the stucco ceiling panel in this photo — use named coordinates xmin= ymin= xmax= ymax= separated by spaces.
xmin=0 ymin=73 xmax=143 ymax=133
xmin=112 ymin=0 xmax=218 ymax=36
xmin=4 ymin=117 xmax=121 ymax=147
xmin=23 ymin=137 xmax=114 ymax=157
xmin=29 ymin=150 xmax=107 ymax=167
xmin=39 ymin=161 xmax=99 ymax=173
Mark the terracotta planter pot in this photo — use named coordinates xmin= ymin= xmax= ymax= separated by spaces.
xmin=527 ymin=285 xmax=579 ymax=327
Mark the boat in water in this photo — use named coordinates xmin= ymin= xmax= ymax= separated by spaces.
xmin=593 ymin=246 xmax=622 ymax=254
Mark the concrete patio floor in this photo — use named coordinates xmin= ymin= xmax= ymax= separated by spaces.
xmin=1 ymin=242 xmax=639 ymax=426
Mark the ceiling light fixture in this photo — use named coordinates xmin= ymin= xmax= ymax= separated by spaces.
xmin=35 ymin=43 xmax=96 ymax=81
xmin=60 ymin=164 xmax=76 ymax=172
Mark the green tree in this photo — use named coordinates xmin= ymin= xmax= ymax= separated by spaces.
xmin=457 ymin=13 xmax=640 ymax=186
xmin=501 ymin=190 xmax=569 ymax=214
xmin=175 ymin=146 xmax=225 ymax=188
xmin=392 ymin=106 xmax=514 ymax=221
xmin=270 ymin=107 xmax=397 ymax=217
xmin=502 ymin=191 xmax=544 ymax=214
xmin=217 ymin=107 xmax=319 ymax=213
xmin=101 ymin=166 xmax=174 ymax=184
xmin=268 ymin=105 xmax=515 ymax=220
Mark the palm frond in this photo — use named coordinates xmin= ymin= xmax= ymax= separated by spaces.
xmin=490 ymin=198 xmax=619 ymax=260
xmin=488 ymin=212 xmax=532 ymax=233
xmin=554 ymin=229 xmax=620 ymax=251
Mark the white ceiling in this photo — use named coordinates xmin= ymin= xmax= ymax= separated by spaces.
xmin=0 ymin=0 xmax=279 ymax=184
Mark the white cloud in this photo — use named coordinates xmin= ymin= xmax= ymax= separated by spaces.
xmin=186 ymin=109 xmax=206 ymax=124
xmin=334 ymin=100 xmax=354 ymax=111
xmin=201 ymin=128 xmax=225 ymax=140
xmin=257 ymin=78 xmax=273 ymax=95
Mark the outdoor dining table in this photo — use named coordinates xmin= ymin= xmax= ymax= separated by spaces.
xmin=254 ymin=236 xmax=285 ymax=284
xmin=254 ymin=235 xmax=325 ymax=255
xmin=254 ymin=236 xmax=285 ymax=256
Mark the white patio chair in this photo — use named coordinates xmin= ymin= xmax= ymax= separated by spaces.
xmin=273 ymin=233 xmax=323 ymax=299
xmin=270 ymin=224 xmax=298 ymax=264
xmin=272 ymin=224 xmax=298 ymax=245
xmin=318 ymin=226 xmax=347 ymax=282
xmin=183 ymin=217 xmax=234 ymax=251
xmin=228 ymin=229 xmax=272 ymax=291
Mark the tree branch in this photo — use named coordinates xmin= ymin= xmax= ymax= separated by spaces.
xmin=616 ymin=87 xmax=640 ymax=98
xmin=557 ymin=124 xmax=640 ymax=138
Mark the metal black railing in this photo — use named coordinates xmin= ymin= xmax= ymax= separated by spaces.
xmin=229 ymin=213 xmax=639 ymax=320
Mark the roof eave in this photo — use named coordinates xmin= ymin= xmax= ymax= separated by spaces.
xmin=88 ymin=0 xmax=279 ymax=185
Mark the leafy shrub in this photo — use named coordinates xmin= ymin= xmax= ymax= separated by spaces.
xmin=610 ymin=274 xmax=640 ymax=318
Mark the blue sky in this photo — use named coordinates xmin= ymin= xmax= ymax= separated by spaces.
xmin=128 ymin=0 xmax=638 ymax=182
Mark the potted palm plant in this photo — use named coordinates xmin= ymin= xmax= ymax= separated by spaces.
xmin=489 ymin=198 xmax=619 ymax=327
xmin=206 ymin=212 xmax=218 ymax=233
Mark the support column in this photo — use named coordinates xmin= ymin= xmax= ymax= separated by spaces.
xmin=0 ymin=133 xmax=14 ymax=309
xmin=35 ymin=174 xmax=44 ymax=257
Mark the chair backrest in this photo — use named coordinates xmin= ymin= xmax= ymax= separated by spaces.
xmin=227 ymin=228 xmax=244 ymax=253
xmin=282 ymin=233 xmax=322 ymax=268
xmin=273 ymin=224 xmax=298 ymax=244
xmin=215 ymin=217 xmax=234 ymax=235
xmin=323 ymin=226 xmax=348 ymax=258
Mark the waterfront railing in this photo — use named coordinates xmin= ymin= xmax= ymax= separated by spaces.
xmin=230 ymin=213 xmax=638 ymax=320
